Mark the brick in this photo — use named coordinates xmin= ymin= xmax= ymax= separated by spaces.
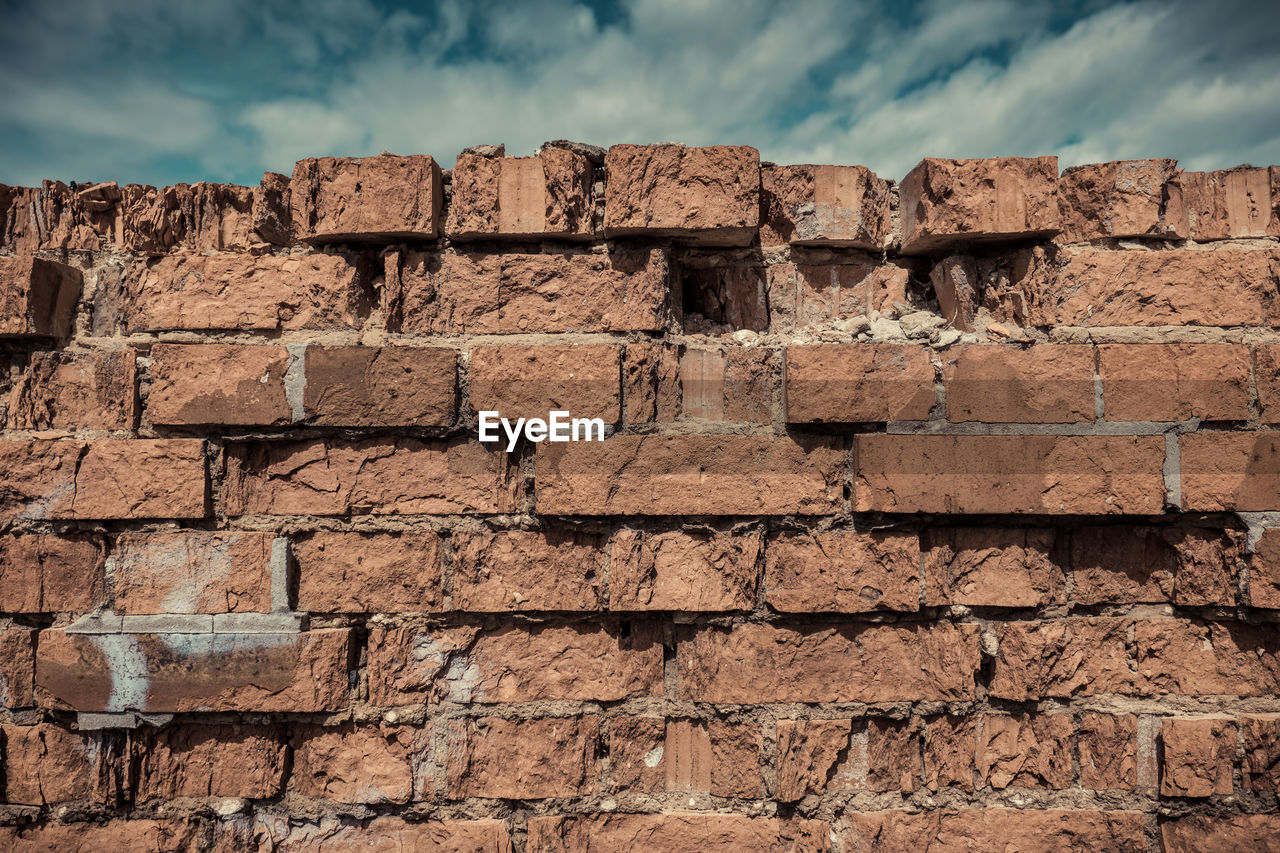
xmin=1071 ymin=526 xmax=1240 ymax=606
xmin=1100 ymin=344 xmax=1249 ymax=420
xmin=623 ymin=343 xmax=681 ymax=424
xmin=132 ymin=724 xmax=286 ymax=799
xmin=766 ymin=529 xmax=919 ymax=613
xmin=1242 ymin=714 xmax=1280 ymax=790
xmin=654 ymin=719 xmax=764 ymax=797
xmin=293 ymin=723 xmax=428 ymax=804
xmin=112 ymin=531 xmax=272 ymax=614
xmin=760 ymin=163 xmax=891 ymax=248
xmin=36 ymin=628 xmax=351 ymax=712
xmin=1161 ymin=815 xmax=1280 ymax=853
xmin=148 ymin=343 xmax=291 ymax=426
xmin=253 ymin=171 xmax=293 ymax=245
xmin=923 ymin=527 xmax=1063 ymax=607
xmin=989 ymin=619 xmax=1137 ymax=700
xmin=626 ymin=345 xmax=774 ymax=424
xmin=846 ymin=809 xmax=1146 ymax=853
xmin=222 ymin=438 xmax=515 ymax=516
xmin=785 ymin=344 xmax=934 ymax=422
xmin=304 ymin=345 xmax=456 ymax=426
xmin=776 ymin=719 xmax=851 ymax=800
xmin=528 ymin=814 xmax=829 ymax=853
xmin=0 ymin=532 xmax=105 ymax=613
xmin=765 ymin=261 xmax=909 ymax=332
xmin=295 ymin=530 xmax=443 ymax=613
xmin=6 ymin=350 xmax=137 ymax=430
xmin=239 ymin=817 xmax=511 ymax=853
xmin=854 ymin=434 xmax=1166 ymax=514
xmin=1 ymin=722 xmax=122 ymax=804
xmin=1253 ymin=345 xmax=1280 ymax=422
xmin=899 ymin=156 xmax=1060 ymax=253
xmin=367 ymin=622 xmax=662 ymax=705
xmin=1182 ymin=166 xmax=1280 ymax=240
xmin=1253 ymin=529 xmax=1280 ymax=607
xmin=447 ymin=716 xmax=598 ymax=799
xmin=610 ymin=529 xmax=759 ymax=611
xmin=0 ymin=181 xmax=102 ymax=253
xmin=1161 ymin=716 xmax=1236 ymax=796
xmin=1057 ymin=159 xmax=1187 ymax=241
xmin=0 ymin=439 xmax=207 ymax=519
xmin=0 ymin=820 xmax=203 ymax=853
xmin=291 ymin=153 xmax=442 ymax=241
xmin=0 ymin=256 xmax=81 ymax=338
xmin=607 ymin=716 xmax=666 ymax=794
xmin=677 ymin=265 xmax=769 ymax=332
xmin=1136 ymin=619 xmax=1280 ymax=696
xmin=115 ymin=181 xmax=265 ymax=253
xmin=536 ymin=435 xmax=843 ymax=516
xmin=452 ymin=528 xmax=605 ymax=611
xmin=678 ymin=622 xmax=979 ymax=703
xmin=922 ymin=715 xmax=978 ymax=791
xmin=977 ymin=714 xmax=1072 ymax=789
xmin=470 ymin=345 xmax=621 ymax=423
xmin=604 ymin=144 xmax=760 ymax=245
xmin=449 ymin=150 xmax=594 ymax=240
xmin=1181 ymin=431 xmax=1280 ymax=511
xmin=1078 ymin=712 xmax=1138 ymax=790
xmin=943 ymin=344 xmax=1094 ymax=423
xmin=0 ymin=628 xmax=36 ymax=706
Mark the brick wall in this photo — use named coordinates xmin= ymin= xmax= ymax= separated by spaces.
xmin=0 ymin=145 xmax=1278 ymax=850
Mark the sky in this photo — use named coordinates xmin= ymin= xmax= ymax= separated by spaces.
xmin=0 ymin=0 xmax=1277 ymax=188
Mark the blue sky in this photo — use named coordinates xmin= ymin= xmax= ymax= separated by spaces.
xmin=1 ymin=0 xmax=1277 ymax=188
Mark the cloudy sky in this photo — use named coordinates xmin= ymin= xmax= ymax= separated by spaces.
xmin=1 ymin=0 xmax=1276 ymax=188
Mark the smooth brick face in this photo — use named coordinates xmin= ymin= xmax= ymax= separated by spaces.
xmin=7 ymin=350 xmax=137 ymax=429
xmin=846 ymin=810 xmax=1146 ymax=853
xmin=470 ymin=345 xmax=621 ymax=423
xmin=766 ymin=529 xmax=920 ymax=613
xmin=0 ymin=256 xmax=81 ymax=338
xmin=113 ymin=531 xmax=273 ymax=613
xmin=855 ymin=434 xmax=1166 ymax=514
xmin=923 ymin=528 xmax=1063 ymax=608
xmin=0 ymin=628 xmax=36 ymax=706
xmin=1181 ymin=432 xmax=1280 ymax=511
xmin=1077 ymin=713 xmax=1138 ymax=790
xmin=0 ymin=821 xmax=203 ymax=852
xmin=0 ymin=532 xmax=105 ymax=613
xmin=977 ymin=714 xmax=1072 ymax=789
xmin=1161 ymin=815 xmax=1280 ymax=853
xmin=292 ymin=724 xmax=428 ymax=804
xmin=1135 ymin=619 xmax=1280 ymax=697
xmin=447 ymin=716 xmax=598 ymax=798
xmin=452 ymin=528 xmax=605 ymax=611
xmin=785 ymin=344 xmax=935 ymax=422
xmin=610 ymin=529 xmax=759 ymax=611
xmin=148 ymin=344 xmax=291 ymax=426
xmin=604 ymin=144 xmax=760 ymax=245
xmin=536 ymin=435 xmax=843 ymax=516
xmin=1182 ymin=166 xmax=1280 ymax=240
xmin=944 ymin=345 xmax=1094 ymax=423
xmin=132 ymin=724 xmax=286 ymax=799
xmin=295 ymin=531 xmax=443 ymax=613
xmin=232 ymin=817 xmax=512 ymax=852
xmin=528 ymin=814 xmax=829 ymax=853
xmin=1070 ymin=526 xmax=1240 ymax=606
xmin=1161 ymin=717 xmax=1236 ymax=797
xmin=1 ymin=723 xmax=121 ymax=804
xmin=1057 ymin=159 xmax=1186 ymax=241
xmin=766 ymin=262 xmax=909 ymax=332
xmin=760 ymin=163 xmax=891 ymax=248
xmin=291 ymin=154 xmax=442 ymax=241
xmin=449 ymin=150 xmax=594 ymax=240
xmin=1099 ymin=344 xmax=1249 ymax=421
xmin=304 ymin=345 xmax=456 ymax=426
xmin=989 ymin=619 xmax=1137 ymax=700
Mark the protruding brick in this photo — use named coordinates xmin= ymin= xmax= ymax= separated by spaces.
xmin=528 ymin=814 xmax=829 ymax=853
xmin=1078 ymin=713 xmax=1138 ymax=790
xmin=923 ymin=527 xmax=1063 ymax=607
xmin=132 ymin=724 xmax=286 ymax=799
xmin=449 ymin=150 xmax=594 ymax=240
xmin=304 ymin=345 xmax=456 ymax=426
xmin=148 ymin=343 xmax=291 ymax=426
xmin=112 ymin=531 xmax=273 ymax=614
xmin=846 ymin=809 xmax=1146 ymax=853
xmin=452 ymin=528 xmax=605 ymax=611
xmin=1071 ymin=526 xmax=1240 ymax=606
xmin=293 ymin=724 xmax=428 ymax=804
xmin=1135 ymin=619 xmax=1280 ymax=696
xmin=253 ymin=171 xmax=293 ymax=245
xmin=1161 ymin=716 xmax=1236 ymax=797
xmin=1182 ymin=166 xmax=1280 ymax=240
xmin=295 ymin=530 xmax=443 ymax=613
xmin=0 ymin=180 xmax=102 ymax=253
xmin=785 ymin=344 xmax=934 ymax=423
xmin=1242 ymin=714 xmax=1280 ymax=791
xmin=7 ymin=350 xmax=137 ymax=430
xmin=0 ymin=532 xmax=105 ymax=613
xmin=766 ymin=262 xmax=909 ymax=332
xmin=238 ymin=816 xmax=511 ymax=853
xmin=1161 ymin=815 xmax=1280 ymax=853
xmin=1181 ymin=432 xmax=1280 ymax=511
xmin=470 ymin=345 xmax=621 ymax=423
xmin=1057 ymin=159 xmax=1187 ymax=241
xmin=610 ymin=529 xmax=759 ymax=611
xmin=760 ymin=163 xmax=891 ymax=248
xmin=0 ymin=256 xmax=81 ymax=338
xmin=943 ymin=344 xmax=1094 ymax=423
xmin=1100 ymin=344 xmax=1249 ymax=421
xmin=114 ymin=182 xmax=268 ymax=253
xmin=0 ymin=628 xmax=36 ymax=706
xmin=291 ymin=154 xmax=442 ymax=241
xmin=977 ymin=714 xmax=1072 ymax=789
xmin=989 ymin=619 xmax=1137 ymax=700
xmin=447 ymin=716 xmax=598 ymax=799
xmin=604 ymin=144 xmax=760 ymax=245
xmin=766 ymin=529 xmax=919 ymax=613
xmin=1 ymin=722 xmax=122 ymax=804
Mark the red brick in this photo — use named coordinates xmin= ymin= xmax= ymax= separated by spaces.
xmin=846 ymin=809 xmax=1146 ymax=853
xmin=923 ymin=527 xmax=1063 ymax=607
xmin=528 ymin=814 xmax=828 ymax=853
xmin=977 ymin=714 xmax=1072 ymax=789
xmin=304 ymin=345 xmax=456 ymax=427
xmin=1100 ymin=344 xmax=1249 ymax=420
xmin=0 ymin=439 xmax=207 ymax=519
xmin=623 ymin=344 xmax=773 ymax=424
xmin=944 ymin=344 xmax=1094 ymax=423
xmin=1242 ymin=714 xmax=1280 ymax=790
xmin=1071 ymin=526 xmax=1240 ymax=606
xmin=0 ymin=256 xmax=81 ymax=338
xmin=1078 ymin=712 xmax=1138 ymax=790
xmin=0 ymin=532 xmax=105 ymax=613
xmin=238 ymin=817 xmax=511 ymax=853
xmin=113 ymin=530 xmax=273 ymax=613
xmin=114 ymin=181 xmax=264 ymax=253
xmin=470 ymin=345 xmax=621 ymax=423
xmin=604 ymin=144 xmax=760 ymax=245
xmin=0 ymin=628 xmax=35 ymax=707
xmin=1253 ymin=529 xmax=1280 ymax=607
xmin=677 ymin=264 xmax=772 ymax=333
xmin=293 ymin=723 xmax=429 ymax=803
xmin=677 ymin=622 xmax=979 ymax=703
xmin=7 ymin=350 xmax=137 ymax=430
xmin=1182 ymin=166 xmax=1280 ymax=240
xmin=452 ymin=528 xmax=605 ymax=611
xmin=766 ymin=529 xmax=919 ymax=613
xmin=294 ymin=530 xmax=443 ymax=613
xmin=132 ymin=724 xmax=286 ymax=799
xmin=610 ymin=529 xmax=758 ymax=612
xmin=148 ymin=343 xmax=291 ymax=426
xmin=447 ymin=716 xmax=598 ymax=799
xmin=449 ymin=150 xmax=594 ymax=240
xmin=635 ymin=719 xmax=763 ymax=798
xmin=36 ymin=628 xmax=351 ymax=713
xmin=623 ymin=343 xmax=681 ymax=423
xmin=222 ymin=438 xmax=515 ymax=516
xmin=1135 ymin=619 xmax=1280 ymax=697
xmin=989 ymin=619 xmax=1137 ymax=700
xmin=1181 ymin=431 xmax=1280 ymax=511
xmin=766 ymin=262 xmax=909 ymax=332
xmin=607 ymin=716 xmax=666 ymax=794
xmin=776 ymin=719 xmax=852 ymax=800
xmin=854 ymin=434 xmax=1166 ymax=514
xmin=760 ymin=163 xmax=891 ymax=248
xmin=0 ymin=820 xmax=202 ymax=853
xmin=1161 ymin=815 xmax=1280 ymax=853
xmin=922 ymin=715 xmax=978 ymax=791
xmin=1057 ymin=159 xmax=1187 ymax=241
xmin=0 ymin=180 xmax=101 ymax=253
xmin=2 ymin=722 xmax=122 ymax=804
xmin=1161 ymin=716 xmax=1237 ymax=797
xmin=291 ymin=153 xmax=442 ymax=241
xmin=252 ymin=171 xmax=293 ymax=245
xmin=1253 ymin=346 xmax=1280 ymax=423
xmin=367 ymin=623 xmax=662 ymax=705
xmin=536 ymin=435 xmax=843 ymax=516
xmin=785 ymin=344 xmax=935 ymax=422
xmin=899 ymin=156 xmax=1060 ymax=253
xmin=780 ymin=718 xmax=921 ymax=796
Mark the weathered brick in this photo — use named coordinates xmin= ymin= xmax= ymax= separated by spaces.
xmin=1253 ymin=529 xmax=1280 ymax=607
xmin=1161 ymin=815 xmax=1280 ymax=853
xmin=989 ymin=619 xmax=1137 ymax=700
xmin=1136 ymin=619 xmax=1280 ymax=697
xmin=304 ymin=345 xmax=456 ymax=426
xmin=0 ymin=180 xmax=102 ymax=253
xmin=0 ymin=256 xmax=81 ymax=338
xmin=367 ymin=623 xmax=662 ymax=705
xmin=1078 ymin=712 xmax=1138 ymax=790
xmin=623 ymin=344 xmax=773 ymax=424
xmin=536 ymin=435 xmax=843 ymax=516
xmin=293 ymin=724 xmax=428 ymax=804
xmin=1242 ymin=714 xmax=1280 ymax=791
xmin=1182 ymin=165 xmax=1280 ymax=240
xmin=785 ymin=344 xmax=935 ymax=423
xmin=766 ymin=262 xmax=909 ymax=332
xmin=294 ymin=530 xmax=443 ymax=613
xmin=943 ymin=344 xmax=1094 ymax=423
xmin=447 ymin=716 xmax=598 ymax=799
xmin=610 ymin=529 xmax=758 ymax=612
xmin=528 ymin=814 xmax=828 ymax=853
xmin=977 ymin=714 xmax=1072 ymax=789
xmin=148 ymin=343 xmax=291 ymax=426
xmin=637 ymin=718 xmax=764 ymax=798
xmin=1181 ymin=432 xmax=1280 ymax=511
xmin=776 ymin=719 xmax=852 ymax=800
xmin=604 ymin=144 xmax=760 ymax=245
xmin=678 ymin=622 xmax=979 ymax=703
xmin=1057 ymin=159 xmax=1187 ymax=241
xmin=132 ymin=724 xmax=286 ymax=799
xmin=1253 ymin=345 xmax=1280 ymax=423
xmin=1071 ymin=526 xmax=1240 ymax=606
xmin=7 ymin=350 xmax=137 ymax=430
xmin=291 ymin=153 xmax=442 ymax=241
xmin=923 ymin=528 xmax=1063 ymax=608
xmin=114 ymin=181 xmax=265 ymax=253
xmin=1100 ymin=344 xmax=1249 ymax=421
xmin=36 ymin=628 xmax=351 ymax=712
xmin=846 ymin=809 xmax=1146 ymax=853
xmin=0 ymin=439 xmax=207 ymax=519
xmin=2 ymin=722 xmax=122 ymax=804
xmin=449 ymin=150 xmax=594 ymax=240
xmin=452 ymin=528 xmax=605 ymax=611
xmin=623 ymin=342 xmax=681 ymax=424
xmin=854 ymin=435 xmax=1166 ymax=514
xmin=470 ymin=345 xmax=621 ymax=423
xmin=760 ymin=163 xmax=891 ymax=248
xmin=607 ymin=716 xmax=666 ymax=794
xmin=0 ymin=532 xmax=105 ymax=613
xmin=252 ymin=171 xmax=293 ymax=246
xmin=1161 ymin=716 xmax=1236 ymax=797
xmin=0 ymin=628 xmax=35 ymax=707
xmin=113 ymin=531 xmax=273 ymax=613
xmin=241 ymin=816 xmax=511 ymax=853
xmin=899 ymin=157 xmax=1060 ymax=253
xmin=222 ymin=438 xmax=515 ymax=516
xmin=922 ymin=715 xmax=978 ymax=791
xmin=766 ymin=529 xmax=919 ymax=613
xmin=0 ymin=820 xmax=202 ymax=853
xmin=678 ymin=265 xmax=769 ymax=333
